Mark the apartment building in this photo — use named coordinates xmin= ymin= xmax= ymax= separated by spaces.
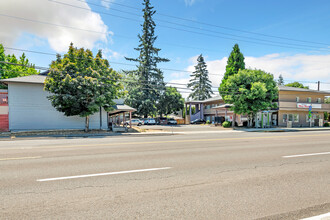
xmin=185 ymin=96 xmax=245 ymax=125
xmin=277 ymin=86 xmax=330 ymax=127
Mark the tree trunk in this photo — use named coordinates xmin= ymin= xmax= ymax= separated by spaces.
xmin=85 ymin=115 xmax=90 ymax=132
xmin=232 ymin=113 xmax=236 ymax=128
xmin=247 ymin=115 xmax=253 ymax=128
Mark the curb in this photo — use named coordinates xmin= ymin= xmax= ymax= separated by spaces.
xmin=0 ymin=131 xmax=180 ymax=140
xmin=242 ymin=128 xmax=330 ymax=132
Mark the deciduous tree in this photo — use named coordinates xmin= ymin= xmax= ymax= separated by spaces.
xmin=44 ymin=43 xmax=122 ymax=132
xmin=0 ymin=44 xmax=38 ymax=89
xmin=220 ymin=69 xmax=278 ymax=127
xmin=285 ymin=81 xmax=309 ymax=89
xmin=157 ymin=87 xmax=184 ymax=117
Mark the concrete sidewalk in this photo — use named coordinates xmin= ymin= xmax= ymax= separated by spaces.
xmin=239 ymin=127 xmax=330 ymax=132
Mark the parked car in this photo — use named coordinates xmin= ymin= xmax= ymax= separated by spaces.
xmin=167 ymin=118 xmax=177 ymax=125
xmin=190 ymin=119 xmax=206 ymax=124
xmin=122 ymin=119 xmax=142 ymax=126
xmin=142 ymin=118 xmax=156 ymax=125
xmin=156 ymin=117 xmax=168 ymax=125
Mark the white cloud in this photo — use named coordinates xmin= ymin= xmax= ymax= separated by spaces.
xmin=170 ymin=53 xmax=330 ymax=97
xmin=101 ymin=0 xmax=113 ymax=9
xmin=102 ymin=48 xmax=123 ymax=60
xmin=184 ymin=0 xmax=196 ymax=6
xmin=244 ymin=53 xmax=330 ymax=90
xmin=0 ymin=0 xmax=110 ymax=52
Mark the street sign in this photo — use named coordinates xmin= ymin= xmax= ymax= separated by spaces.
xmin=308 ymin=106 xmax=312 ymax=118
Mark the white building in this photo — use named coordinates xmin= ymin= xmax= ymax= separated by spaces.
xmin=1 ymin=74 xmax=134 ymax=131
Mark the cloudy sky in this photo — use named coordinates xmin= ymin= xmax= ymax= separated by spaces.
xmin=1 ymin=0 xmax=330 ymax=97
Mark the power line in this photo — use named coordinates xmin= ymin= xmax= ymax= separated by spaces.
xmin=48 ymin=0 xmax=330 ymax=52
xmin=2 ymin=46 xmax=222 ymax=76
xmin=1 ymin=53 xmax=329 ymax=86
xmin=0 ymin=13 xmax=109 ymax=35
xmin=0 ymin=61 xmax=48 ymax=70
xmin=2 ymin=63 xmax=329 ymax=91
xmin=70 ymin=0 xmax=329 ymax=51
xmin=98 ymin=0 xmax=330 ymax=47
xmin=2 ymin=6 xmax=328 ymax=53
xmin=2 ymin=47 xmax=330 ymax=87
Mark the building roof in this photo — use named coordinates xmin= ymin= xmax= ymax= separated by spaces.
xmin=39 ymin=70 xmax=50 ymax=76
xmin=108 ymin=104 xmax=136 ymax=116
xmin=278 ymin=85 xmax=330 ymax=94
xmin=0 ymin=75 xmax=46 ymax=84
xmin=213 ymin=103 xmax=233 ymax=109
xmin=185 ymin=95 xmax=222 ymax=104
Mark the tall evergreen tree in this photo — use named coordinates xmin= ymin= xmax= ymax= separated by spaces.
xmin=188 ymin=54 xmax=213 ymax=100
xmin=125 ymin=0 xmax=169 ymax=118
xmin=219 ymin=44 xmax=245 ymax=95
xmin=219 ymin=43 xmax=245 ymax=128
xmin=221 ymin=44 xmax=245 ymax=82
xmin=277 ymin=74 xmax=284 ymax=86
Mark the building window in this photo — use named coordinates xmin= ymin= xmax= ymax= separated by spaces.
xmin=296 ymin=97 xmax=299 ymax=102
xmin=306 ymin=114 xmax=310 ymax=122
xmin=293 ymin=114 xmax=299 ymax=122
xmin=307 ymin=97 xmax=311 ymax=103
xmin=283 ymin=114 xmax=287 ymax=123
xmin=317 ymin=98 xmax=321 ymax=103
xmin=288 ymin=114 xmax=293 ymax=122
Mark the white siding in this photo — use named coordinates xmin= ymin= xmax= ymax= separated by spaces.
xmin=8 ymin=83 xmax=108 ymax=131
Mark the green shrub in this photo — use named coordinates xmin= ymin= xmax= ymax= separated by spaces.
xmin=206 ymin=120 xmax=210 ymax=124
xmin=324 ymin=122 xmax=329 ymax=127
xmin=222 ymin=121 xmax=231 ymax=128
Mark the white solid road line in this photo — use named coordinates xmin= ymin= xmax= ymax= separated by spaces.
xmin=0 ymin=156 xmax=42 ymax=161
xmin=283 ymin=152 xmax=330 ymax=158
xmin=301 ymin=212 xmax=330 ymax=220
xmin=37 ymin=167 xmax=172 ymax=182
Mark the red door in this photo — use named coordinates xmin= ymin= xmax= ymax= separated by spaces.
xmin=0 ymin=91 xmax=9 ymax=131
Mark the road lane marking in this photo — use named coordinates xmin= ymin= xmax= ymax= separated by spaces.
xmin=0 ymin=156 xmax=42 ymax=161
xmin=37 ymin=167 xmax=172 ymax=182
xmin=301 ymin=212 xmax=330 ymax=220
xmin=283 ymin=152 xmax=330 ymax=158
xmin=2 ymin=133 xmax=330 ymax=150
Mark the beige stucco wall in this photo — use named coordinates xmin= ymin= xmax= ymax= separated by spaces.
xmin=278 ymin=110 xmax=324 ymax=127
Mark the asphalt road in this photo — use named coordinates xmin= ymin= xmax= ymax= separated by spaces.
xmin=1 ymin=131 xmax=330 ymax=219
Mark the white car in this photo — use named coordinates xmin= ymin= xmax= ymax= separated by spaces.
xmin=122 ymin=119 xmax=142 ymax=126
xmin=143 ymin=118 xmax=156 ymax=125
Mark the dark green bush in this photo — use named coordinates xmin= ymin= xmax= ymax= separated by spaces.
xmin=324 ymin=122 xmax=329 ymax=127
xmin=222 ymin=121 xmax=231 ymax=128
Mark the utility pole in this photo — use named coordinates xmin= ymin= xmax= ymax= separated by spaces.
xmin=309 ymin=105 xmax=312 ymax=128
xmin=317 ymin=81 xmax=320 ymax=91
